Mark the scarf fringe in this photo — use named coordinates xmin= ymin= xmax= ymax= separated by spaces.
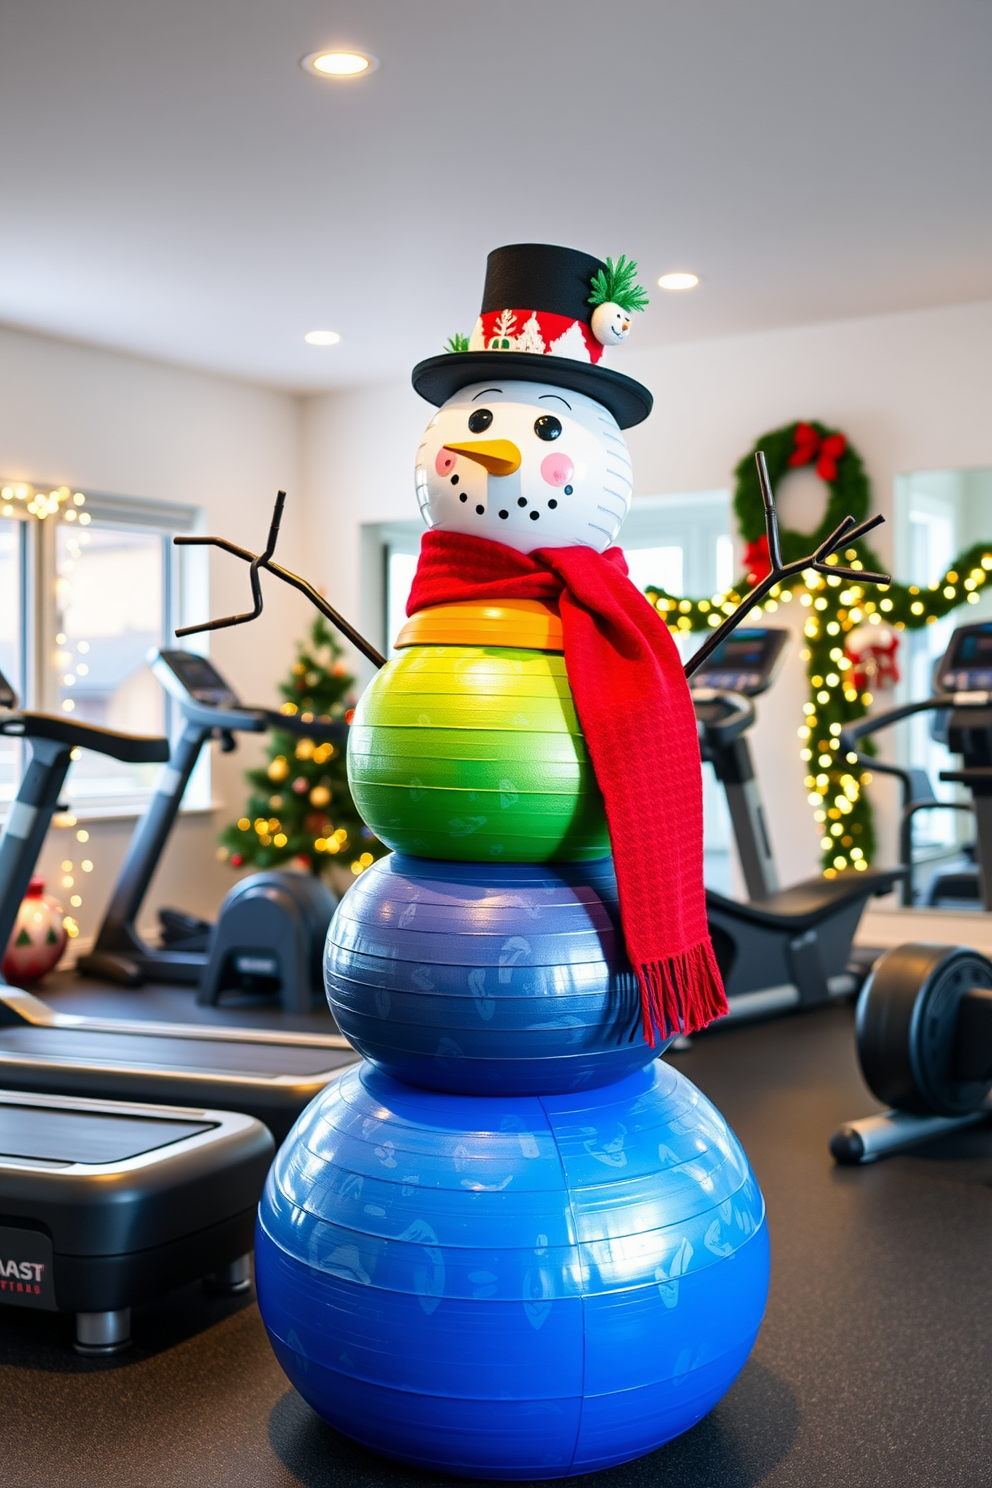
xmin=637 ymin=940 xmax=729 ymax=1045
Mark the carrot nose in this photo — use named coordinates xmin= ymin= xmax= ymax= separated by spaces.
xmin=443 ymin=439 xmax=522 ymax=476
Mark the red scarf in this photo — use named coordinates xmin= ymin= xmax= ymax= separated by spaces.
xmin=407 ymin=530 xmax=727 ymax=1040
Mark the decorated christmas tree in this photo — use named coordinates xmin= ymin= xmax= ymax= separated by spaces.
xmin=218 ymin=616 xmax=386 ymax=879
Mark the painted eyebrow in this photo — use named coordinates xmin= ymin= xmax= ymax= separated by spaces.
xmin=471 ymin=387 xmax=504 ymax=400
xmin=538 ymin=394 xmax=572 ymax=409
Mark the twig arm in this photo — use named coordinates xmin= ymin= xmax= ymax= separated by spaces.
xmin=683 ymin=451 xmax=891 ymax=680
xmin=755 ymin=451 xmax=783 ymax=571
xmin=173 ymin=491 xmax=387 ymax=669
xmin=684 ymin=563 xmax=798 ymax=678
xmin=261 ymin=558 xmax=387 ymax=669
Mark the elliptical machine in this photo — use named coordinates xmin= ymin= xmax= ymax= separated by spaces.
xmin=78 ymin=650 xmax=348 ymax=1011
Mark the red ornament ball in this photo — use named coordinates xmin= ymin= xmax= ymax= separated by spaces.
xmin=1 ymin=877 xmax=67 ymax=986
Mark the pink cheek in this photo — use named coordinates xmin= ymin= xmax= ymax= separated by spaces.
xmin=435 ymin=448 xmax=457 ymax=477
xmin=540 ymin=452 xmax=574 ymax=488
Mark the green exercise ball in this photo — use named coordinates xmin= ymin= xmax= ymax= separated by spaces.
xmin=348 ymin=645 xmax=610 ymax=862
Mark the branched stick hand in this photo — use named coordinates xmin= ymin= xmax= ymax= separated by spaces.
xmin=174 ymin=491 xmax=387 ymax=670
xmin=684 ymin=451 xmax=891 ymax=679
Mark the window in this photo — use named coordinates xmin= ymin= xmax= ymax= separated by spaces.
xmin=386 ymin=549 xmax=418 ymax=656
xmin=0 ymin=484 xmax=202 ymax=815
xmin=620 ymin=491 xmax=732 ymax=604
xmin=621 ymin=492 xmax=734 ymax=887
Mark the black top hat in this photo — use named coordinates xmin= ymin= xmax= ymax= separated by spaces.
xmin=412 ymin=243 xmax=653 ymax=429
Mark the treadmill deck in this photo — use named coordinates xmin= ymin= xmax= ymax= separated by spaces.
xmin=0 ymin=1102 xmax=214 ymax=1165
xmin=0 ymin=1024 xmax=356 ymax=1078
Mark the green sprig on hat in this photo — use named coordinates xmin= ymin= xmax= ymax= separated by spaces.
xmin=444 ymin=332 xmax=470 ymax=353
xmin=588 ymin=256 xmax=650 ymax=313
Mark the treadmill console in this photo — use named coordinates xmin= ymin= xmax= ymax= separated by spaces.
xmin=0 ymin=665 xmax=16 ymax=711
xmin=937 ymin=622 xmax=992 ymax=693
xmin=153 ymin=650 xmax=240 ymax=710
xmin=689 ymin=628 xmax=789 ymax=698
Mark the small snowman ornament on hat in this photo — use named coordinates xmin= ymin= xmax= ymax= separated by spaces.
xmin=412 ymin=244 xmax=651 ymax=556
xmin=588 ymin=253 xmax=650 ymax=347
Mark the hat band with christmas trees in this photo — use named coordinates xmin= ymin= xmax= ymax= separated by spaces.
xmin=468 ymin=308 xmax=604 ymax=364
xmin=413 ymin=243 xmax=655 ymax=429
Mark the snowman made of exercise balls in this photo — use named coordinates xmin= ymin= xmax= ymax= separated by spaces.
xmin=339 ymin=375 xmax=645 ymax=1091
xmin=256 ymin=243 xmax=770 ymax=1480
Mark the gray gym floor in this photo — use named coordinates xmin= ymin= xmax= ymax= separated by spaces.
xmin=2 ymin=982 xmax=991 ymax=1488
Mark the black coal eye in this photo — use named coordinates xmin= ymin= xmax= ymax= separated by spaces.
xmin=534 ymin=415 xmax=562 ymax=441
xmin=468 ymin=409 xmax=493 ymax=433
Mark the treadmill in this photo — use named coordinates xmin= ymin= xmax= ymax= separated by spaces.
xmin=690 ymin=626 xmax=789 ymax=900
xmin=688 ymin=628 xmax=901 ymax=1020
xmin=0 ymin=671 xmax=358 ymax=1140
xmin=79 ymin=648 xmax=347 ymax=988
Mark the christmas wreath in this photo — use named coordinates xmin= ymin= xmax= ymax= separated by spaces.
xmin=646 ymin=419 xmax=992 ymax=874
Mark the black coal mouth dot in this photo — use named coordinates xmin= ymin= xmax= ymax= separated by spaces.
xmin=517 ymin=497 xmax=527 ymax=508
xmin=529 ymin=511 xmax=540 ymax=521
xmin=459 ymin=492 xmax=467 ymax=503
xmin=475 ymin=504 xmax=485 ymax=515
xmin=548 ymin=499 xmax=558 ymax=509
xmin=450 ymin=475 xmax=459 ymax=485
xmin=498 ymin=510 xmax=509 ymax=519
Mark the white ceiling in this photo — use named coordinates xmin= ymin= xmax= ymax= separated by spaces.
xmin=1 ymin=0 xmax=990 ymax=392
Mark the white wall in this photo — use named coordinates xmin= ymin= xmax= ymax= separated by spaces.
xmin=301 ymin=299 xmax=992 ymax=887
xmin=0 ymin=325 xmax=308 ymax=944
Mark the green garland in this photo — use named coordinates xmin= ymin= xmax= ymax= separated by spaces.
xmin=645 ymin=420 xmax=992 ymax=875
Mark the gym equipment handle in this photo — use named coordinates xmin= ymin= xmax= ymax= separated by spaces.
xmin=1 ymin=713 xmax=170 ymax=764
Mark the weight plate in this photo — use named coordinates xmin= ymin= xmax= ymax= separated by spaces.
xmin=855 ymin=942 xmax=992 ymax=1116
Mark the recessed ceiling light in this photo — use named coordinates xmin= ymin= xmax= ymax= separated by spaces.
xmin=301 ymin=50 xmax=379 ymax=79
xmin=657 ymin=272 xmax=700 ymax=291
xmin=305 ymin=330 xmax=341 ymax=346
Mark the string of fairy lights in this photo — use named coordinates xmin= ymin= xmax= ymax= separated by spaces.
xmin=1 ymin=482 xmax=90 ymax=525
xmin=2 ymin=483 xmax=94 ymax=941
xmin=649 ymin=545 xmax=992 ymax=873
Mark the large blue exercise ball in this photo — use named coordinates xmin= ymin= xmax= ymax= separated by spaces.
xmin=324 ymin=853 xmax=666 ymax=1095
xmin=256 ymin=1059 xmax=769 ymax=1480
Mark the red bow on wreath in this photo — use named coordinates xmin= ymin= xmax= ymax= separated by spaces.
xmin=743 ymin=534 xmax=771 ymax=587
xmin=789 ymin=421 xmax=847 ymax=482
